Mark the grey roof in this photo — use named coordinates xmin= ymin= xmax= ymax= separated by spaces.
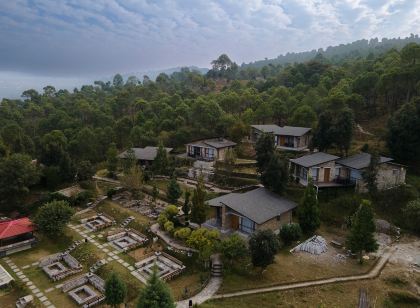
xmin=290 ymin=152 xmax=340 ymax=168
xmin=207 ymin=187 xmax=297 ymax=224
xmin=252 ymin=125 xmax=311 ymax=137
xmin=187 ymin=138 xmax=236 ymax=149
xmin=118 ymin=146 xmax=173 ymax=161
xmin=337 ymin=153 xmax=393 ymax=170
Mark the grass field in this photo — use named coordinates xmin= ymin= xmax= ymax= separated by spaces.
xmin=203 ymin=265 xmax=420 ymax=308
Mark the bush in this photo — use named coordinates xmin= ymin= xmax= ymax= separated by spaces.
xmin=157 ymin=213 xmax=168 ymax=228
xmin=279 ymin=223 xmax=302 ymax=245
xmin=164 ymin=221 xmax=174 ymax=234
xmin=107 ymin=188 xmax=118 ymax=198
xmin=74 ymin=190 xmax=93 ymax=206
xmin=174 ymin=227 xmax=191 ymax=240
xmin=403 ymin=199 xmax=420 ymax=233
xmin=164 ymin=205 xmax=179 ymax=221
xmin=387 ymin=290 xmax=420 ymax=305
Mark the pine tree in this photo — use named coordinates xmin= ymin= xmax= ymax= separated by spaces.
xmin=261 ymin=153 xmax=288 ymax=194
xmin=153 ymin=143 xmax=168 ymax=175
xmin=182 ymin=190 xmax=191 ymax=218
xmin=255 ymin=133 xmax=275 ymax=173
xmin=346 ymin=200 xmax=378 ymax=263
xmin=190 ymin=176 xmax=207 ymax=226
xmin=105 ymin=273 xmax=127 ymax=308
xmin=106 ymin=142 xmax=118 ymax=177
xmin=167 ymin=177 xmax=181 ymax=204
xmin=297 ymin=180 xmax=320 ymax=234
xmin=362 ymin=152 xmax=379 ymax=197
xmin=137 ymin=266 xmax=175 ymax=308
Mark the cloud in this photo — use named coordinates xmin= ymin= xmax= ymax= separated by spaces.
xmin=0 ymin=0 xmax=418 ymax=76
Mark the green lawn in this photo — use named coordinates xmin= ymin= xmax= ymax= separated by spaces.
xmin=96 ymin=200 xmax=152 ymax=227
xmin=9 ymin=228 xmax=80 ymax=267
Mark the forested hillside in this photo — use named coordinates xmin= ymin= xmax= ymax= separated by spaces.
xmin=243 ymin=34 xmax=420 ymax=68
xmin=1 ymin=41 xmax=420 ymax=213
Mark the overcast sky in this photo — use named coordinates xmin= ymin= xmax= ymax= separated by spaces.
xmin=0 ymin=0 xmax=419 ymax=97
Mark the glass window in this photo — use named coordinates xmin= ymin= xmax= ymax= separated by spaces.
xmin=239 ymin=217 xmax=255 ymax=234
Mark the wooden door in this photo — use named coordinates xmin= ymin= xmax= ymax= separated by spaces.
xmin=280 ymin=136 xmax=285 ymax=146
xmin=324 ymin=168 xmax=330 ymax=182
xmin=231 ymin=215 xmax=239 ymax=230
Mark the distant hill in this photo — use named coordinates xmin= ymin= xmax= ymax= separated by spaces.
xmin=243 ymin=34 xmax=420 ymax=68
xmin=118 ymin=66 xmax=209 ymax=81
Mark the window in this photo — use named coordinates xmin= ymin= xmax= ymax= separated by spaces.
xmin=392 ymin=169 xmax=399 ymax=175
xmin=311 ymin=168 xmax=319 ymax=182
xmin=239 ymin=217 xmax=255 ymax=234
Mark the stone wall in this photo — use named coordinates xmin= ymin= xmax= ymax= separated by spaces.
xmin=256 ymin=210 xmax=292 ymax=233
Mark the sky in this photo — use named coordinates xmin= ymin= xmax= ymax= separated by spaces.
xmin=1 ymin=0 xmax=420 ymax=98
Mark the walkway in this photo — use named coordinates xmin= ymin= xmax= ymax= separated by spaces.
xmin=67 ymin=223 xmax=141 ymax=281
xmin=150 ymin=223 xmax=198 ymax=253
xmin=3 ymin=257 xmax=55 ymax=308
xmin=211 ymin=248 xmax=395 ymax=300
xmin=177 ymin=276 xmax=223 ymax=308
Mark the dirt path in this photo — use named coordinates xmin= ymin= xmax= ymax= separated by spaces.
xmin=211 ymin=248 xmax=395 ymax=300
xmin=356 ymin=123 xmax=374 ymax=136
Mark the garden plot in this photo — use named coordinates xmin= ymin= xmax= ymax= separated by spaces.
xmin=62 ymin=273 xmax=105 ymax=307
xmin=81 ymin=214 xmax=115 ymax=231
xmin=107 ymin=229 xmax=148 ymax=252
xmin=39 ymin=252 xmax=82 ymax=281
xmin=133 ymin=251 xmax=185 ymax=283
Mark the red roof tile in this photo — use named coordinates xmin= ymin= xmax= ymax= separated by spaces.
xmin=0 ymin=218 xmax=34 ymax=240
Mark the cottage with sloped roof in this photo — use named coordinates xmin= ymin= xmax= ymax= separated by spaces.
xmin=205 ymin=187 xmax=297 ymax=234
xmin=289 ymin=152 xmax=342 ymax=187
xmin=336 ymin=152 xmax=406 ymax=192
xmin=118 ymin=146 xmax=173 ymax=166
xmin=250 ymin=124 xmax=311 ymax=151
xmin=186 ymin=138 xmax=236 ymax=161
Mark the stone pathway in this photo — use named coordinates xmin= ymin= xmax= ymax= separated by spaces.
xmin=68 ymin=222 xmax=142 ymax=282
xmin=211 ymin=248 xmax=395 ymax=301
xmin=176 ymin=277 xmax=223 ymax=308
xmin=3 ymin=257 xmax=55 ymax=308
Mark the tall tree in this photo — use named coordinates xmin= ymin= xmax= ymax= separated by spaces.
xmin=362 ymin=152 xmax=380 ymax=197
xmin=190 ymin=176 xmax=207 ymax=226
xmin=346 ymin=200 xmax=378 ymax=263
xmin=0 ymin=154 xmax=39 ymax=213
xmin=255 ymin=133 xmax=275 ymax=173
xmin=113 ymin=74 xmax=124 ymax=88
xmin=182 ymin=190 xmax=191 ymax=218
xmin=105 ymin=273 xmax=127 ymax=308
xmin=297 ymin=180 xmax=320 ymax=234
xmin=387 ymin=100 xmax=420 ymax=163
xmin=121 ymin=165 xmax=143 ymax=199
xmin=261 ymin=153 xmax=288 ymax=194
xmin=106 ymin=142 xmax=119 ymax=177
xmin=136 ymin=266 xmax=175 ymax=308
xmin=248 ymin=230 xmax=280 ymax=272
xmin=34 ymin=200 xmax=75 ymax=237
xmin=153 ymin=143 xmax=169 ymax=175
xmin=167 ymin=177 xmax=181 ymax=204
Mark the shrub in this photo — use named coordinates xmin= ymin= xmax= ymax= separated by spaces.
xmin=403 ymin=199 xmax=420 ymax=233
xmin=107 ymin=188 xmax=118 ymax=198
xmin=164 ymin=221 xmax=175 ymax=234
xmin=387 ymin=290 xmax=420 ymax=305
xmin=157 ymin=213 xmax=168 ymax=228
xmin=164 ymin=205 xmax=179 ymax=222
xmin=174 ymin=227 xmax=191 ymax=240
xmin=279 ymin=223 xmax=302 ymax=245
